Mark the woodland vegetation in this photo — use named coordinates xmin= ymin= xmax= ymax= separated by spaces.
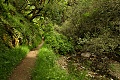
xmin=0 ymin=0 xmax=120 ymax=80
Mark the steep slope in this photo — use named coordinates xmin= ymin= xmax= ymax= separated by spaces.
xmin=0 ymin=1 xmax=42 ymax=80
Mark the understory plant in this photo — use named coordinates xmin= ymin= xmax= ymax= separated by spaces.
xmin=45 ymin=31 xmax=74 ymax=55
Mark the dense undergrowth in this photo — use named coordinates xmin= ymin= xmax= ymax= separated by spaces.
xmin=0 ymin=1 xmax=74 ymax=79
xmin=0 ymin=0 xmax=120 ymax=79
xmin=61 ymin=0 xmax=120 ymax=55
xmin=32 ymin=45 xmax=69 ymax=80
xmin=45 ymin=32 xmax=74 ymax=55
xmin=32 ymin=44 xmax=89 ymax=80
xmin=0 ymin=46 xmax=29 ymax=80
xmin=0 ymin=1 xmax=42 ymax=79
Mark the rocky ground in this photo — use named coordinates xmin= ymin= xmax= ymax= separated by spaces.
xmin=57 ymin=52 xmax=120 ymax=80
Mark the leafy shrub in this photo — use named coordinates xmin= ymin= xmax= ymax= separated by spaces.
xmin=61 ymin=0 xmax=120 ymax=56
xmin=77 ymin=34 xmax=120 ymax=54
xmin=45 ymin=32 xmax=73 ymax=54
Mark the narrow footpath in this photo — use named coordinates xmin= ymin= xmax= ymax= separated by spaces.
xmin=9 ymin=40 xmax=44 ymax=80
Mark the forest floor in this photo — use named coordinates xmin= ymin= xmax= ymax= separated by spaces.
xmin=8 ymin=40 xmax=44 ymax=80
xmin=8 ymin=39 xmax=120 ymax=80
xmin=57 ymin=52 xmax=120 ymax=80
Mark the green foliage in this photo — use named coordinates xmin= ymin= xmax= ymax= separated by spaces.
xmin=109 ymin=63 xmax=120 ymax=74
xmin=32 ymin=45 xmax=70 ymax=80
xmin=44 ymin=0 xmax=67 ymax=24
xmin=67 ymin=61 xmax=90 ymax=80
xmin=76 ymin=34 xmax=120 ymax=54
xmin=0 ymin=2 xmax=42 ymax=49
xmin=61 ymin=0 xmax=120 ymax=54
xmin=32 ymin=45 xmax=88 ymax=80
xmin=0 ymin=46 xmax=29 ymax=80
xmin=45 ymin=32 xmax=73 ymax=54
xmin=0 ymin=2 xmax=42 ymax=80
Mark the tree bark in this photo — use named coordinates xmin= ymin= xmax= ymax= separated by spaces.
xmin=29 ymin=7 xmax=43 ymax=21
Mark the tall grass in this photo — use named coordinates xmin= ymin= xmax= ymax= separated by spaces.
xmin=32 ymin=45 xmax=70 ymax=80
xmin=0 ymin=46 xmax=29 ymax=80
xmin=32 ymin=44 xmax=89 ymax=80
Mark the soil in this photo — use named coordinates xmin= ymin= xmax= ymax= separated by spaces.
xmin=8 ymin=40 xmax=44 ymax=80
xmin=8 ymin=40 xmax=120 ymax=80
xmin=57 ymin=52 xmax=120 ymax=80
xmin=69 ymin=54 xmax=120 ymax=80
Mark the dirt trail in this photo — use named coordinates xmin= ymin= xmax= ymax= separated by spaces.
xmin=9 ymin=40 xmax=44 ymax=80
